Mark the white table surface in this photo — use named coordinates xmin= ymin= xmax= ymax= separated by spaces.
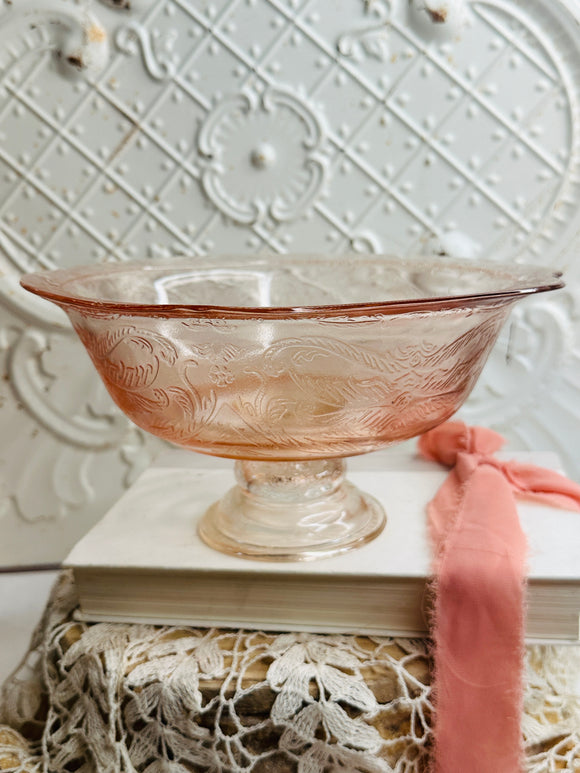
xmin=0 ymin=570 xmax=59 ymax=686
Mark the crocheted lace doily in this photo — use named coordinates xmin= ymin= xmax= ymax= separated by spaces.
xmin=0 ymin=571 xmax=578 ymax=772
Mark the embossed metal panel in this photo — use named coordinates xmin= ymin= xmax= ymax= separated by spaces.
xmin=0 ymin=0 xmax=579 ymax=564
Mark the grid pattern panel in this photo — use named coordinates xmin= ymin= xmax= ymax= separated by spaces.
xmin=0 ymin=0 xmax=576 ymax=269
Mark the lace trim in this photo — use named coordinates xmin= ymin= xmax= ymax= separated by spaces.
xmin=0 ymin=572 xmax=578 ymax=772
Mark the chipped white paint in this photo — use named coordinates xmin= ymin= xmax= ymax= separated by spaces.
xmin=410 ymin=0 xmax=471 ymax=28
xmin=0 ymin=0 xmax=109 ymax=74
xmin=421 ymin=230 xmax=481 ymax=259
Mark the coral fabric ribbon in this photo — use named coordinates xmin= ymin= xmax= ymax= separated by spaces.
xmin=417 ymin=422 xmax=580 ymax=773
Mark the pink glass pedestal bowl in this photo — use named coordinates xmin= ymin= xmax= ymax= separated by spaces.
xmin=21 ymin=255 xmax=563 ymax=561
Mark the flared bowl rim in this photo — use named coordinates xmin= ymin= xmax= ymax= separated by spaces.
xmin=20 ymin=254 xmax=564 ymax=319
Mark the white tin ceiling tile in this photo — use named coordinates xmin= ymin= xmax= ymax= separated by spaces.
xmin=0 ymin=0 xmax=579 ymax=564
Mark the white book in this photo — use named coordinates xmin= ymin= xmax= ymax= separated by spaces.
xmin=65 ymin=450 xmax=580 ymax=641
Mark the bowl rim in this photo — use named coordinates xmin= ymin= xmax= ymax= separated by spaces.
xmin=19 ymin=255 xmax=565 ymax=319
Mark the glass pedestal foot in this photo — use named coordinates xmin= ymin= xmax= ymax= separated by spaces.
xmin=198 ymin=459 xmax=386 ymax=561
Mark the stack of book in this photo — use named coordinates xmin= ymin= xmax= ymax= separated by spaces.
xmin=65 ymin=451 xmax=580 ymax=642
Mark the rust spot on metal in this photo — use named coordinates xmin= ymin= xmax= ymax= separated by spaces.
xmin=65 ymin=53 xmax=84 ymax=69
xmin=427 ymin=7 xmax=448 ymax=22
xmin=109 ymin=122 xmax=140 ymax=163
xmin=88 ymin=24 xmax=107 ymax=43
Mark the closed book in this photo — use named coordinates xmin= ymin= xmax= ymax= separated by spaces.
xmin=65 ymin=450 xmax=580 ymax=641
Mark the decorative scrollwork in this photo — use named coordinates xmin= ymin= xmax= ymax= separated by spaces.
xmin=115 ymin=20 xmax=177 ymax=80
xmin=464 ymin=291 xmax=579 ymax=426
xmin=337 ymin=0 xmax=391 ymax=61
xmin=9 ymin=329 xmax=129 ymax=450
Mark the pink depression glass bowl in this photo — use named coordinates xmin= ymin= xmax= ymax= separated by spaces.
xmin=21 ymin=255 xmax=563 ymax=561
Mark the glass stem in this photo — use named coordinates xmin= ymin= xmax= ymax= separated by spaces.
xmin=234 ymin=459 xmax=346 ymax=507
